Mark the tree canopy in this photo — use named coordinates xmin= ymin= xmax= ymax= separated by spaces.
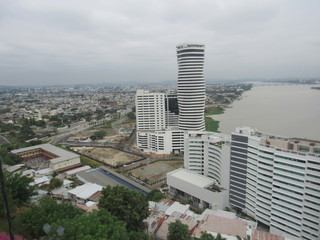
xmin=147 ymin=189 xmax=165 ymax=202
xmin=200 ymin=232 xmax=215 ymax=240
xmin=0 ymin=148 xmax=22 ymax=165
xmin=46 ymin=209 xmax=129 ymax=240
xmin=127 ymin=112 xmax=136 ymax=120
xmin=0 ymin=170 xmax=35 ymax=217
xmin=98 ymin=185 xmax=149 ymax=231
xmin=16 ymin=196 xmax=82 ymax=238
xmin=200 ymin=233 xmax=226 ymax=240
xmin=90 ymin=130 xmax=106 ymax=140
xmin=167 ymin=220 xmax=190 ymax=240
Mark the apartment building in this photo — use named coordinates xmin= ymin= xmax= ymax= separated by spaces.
xmin=229 ymin=127 xmax=320 ymax=240
xmin=184 ymin=131 xmax=231 ymax=189
xmin=135 ymin=90 xmax=182 ymax=154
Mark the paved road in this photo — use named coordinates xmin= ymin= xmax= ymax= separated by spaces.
xmin=48 ymin=116 xmax=119 ymax=145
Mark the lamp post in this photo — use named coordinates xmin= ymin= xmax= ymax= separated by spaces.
xmin=0 ymin=155 xmax=14 ymax=240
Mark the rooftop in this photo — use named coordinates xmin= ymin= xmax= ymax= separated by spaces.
xmin=167 ymin=168 xmax=214 ymax=188
xmin=192 ymin=214 xmax=247 ymax=239
xmin=165 ymin=201 xmax=190 ymax=216
xmin=12 ymin=143 xmax=79 ymax=164
xmin=65 ymin=165 xmax=91 ymax=175
xmin=68 ymin=182 xmax=103 ymax=200
xmin=235 ymin=127 xmax=320 ymax=157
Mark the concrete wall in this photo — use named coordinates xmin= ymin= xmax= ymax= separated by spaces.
xmin=167 ymin=172 xmax=228 ymax=210
xmin=50 ymin=157 xmax=81 ymax=171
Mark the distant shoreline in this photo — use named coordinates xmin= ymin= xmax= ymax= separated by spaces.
xmin=205 ymin=91 xmax=250 ymax=132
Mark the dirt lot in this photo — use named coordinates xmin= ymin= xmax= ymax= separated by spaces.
xmin=73 ymin=147 xmax=141 ymax=167
xmin=128 ymin=160 xmax=183 ymax=183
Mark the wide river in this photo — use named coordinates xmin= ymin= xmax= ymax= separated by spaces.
xmin=212 ymin=83 xmax=320 ymax=140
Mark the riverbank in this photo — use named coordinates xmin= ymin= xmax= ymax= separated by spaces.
xmin=205 ymin=83 xmax=253 ymax=132
xmin=205 ymin=106 xmax=225 ymax=132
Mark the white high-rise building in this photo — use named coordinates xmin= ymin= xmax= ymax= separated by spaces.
xmin=184 ymin=131 xmax=231 ymax=189
xmin=135 ymin=43 xmax=207 ymax=154
xmin=135 ymin=90 xmax=166 ymax=131
xmin=229 ymin=127 xmax=320 ymax=240
xmin=135 ymin=90 xmax=183 ymax=154
xmin=176 ymin=43 xmax=206 ymax=131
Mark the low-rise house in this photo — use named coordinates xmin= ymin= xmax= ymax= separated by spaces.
xmin=68 ymin=182 xmax=103 ymax=204
xmin=76 ymin=201 xmax=98 ymax=212
xmin=145 ymin=199 xmax=259 ymax=240
xmin=31 ymin=176 xmax=51 ymax=186
xmin=4 ymin=164 xmax=25 ymax=173
xmin=192 ymin=214 xmax=248 ymax=239
xmin=156 ymin=215 xmax=197 ymax=240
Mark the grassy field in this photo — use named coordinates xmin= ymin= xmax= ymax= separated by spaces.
xmin=205 ymin=117 xmax=220 ymax=132
xmin=205 ymin=106 xmax=225 ymax=115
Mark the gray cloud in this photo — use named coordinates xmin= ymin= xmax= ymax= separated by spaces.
xmin=0 ymin=0 xmax=319 ymax=86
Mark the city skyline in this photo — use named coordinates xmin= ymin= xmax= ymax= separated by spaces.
xmin=1 ymin=0 xmax=320 ymax=86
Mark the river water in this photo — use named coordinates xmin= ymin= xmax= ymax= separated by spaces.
xmin=212 ymin=83 xmax=320 ymax=140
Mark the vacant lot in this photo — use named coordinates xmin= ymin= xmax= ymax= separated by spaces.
xmin=128 ymin=160 xmax=183 ymax=183
xmin=73 ymin=147 xmax=141 ymax=167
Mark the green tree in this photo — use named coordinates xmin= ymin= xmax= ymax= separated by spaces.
xmin=128 ymin=230 xmax=149 ymax=240
xmin=49 ymin=177 xmax=62 ymax=190
xmin=236 ymin=235 xmax=250 ymax=240
xmin=167 ymin=220 xmax=190 ymax=240
xmin=0 ymin=120 xmax=19 ymax=132
xmin=98 ymin=185 xmax=149 ymax=231
xmin=0 ymin=170 xmax=35 ymax=216
xmin=0 ymin=148 xmax=22 ymax=165
xmin=127 ymin=112 xmax=136 ymax=120
xmin=90 ymin=130 xmax=106 ymax=140
xmin=147 ymin=189 xmax=165 ymax=202
xmin=46 ymin=209 xmax=129 ymax=240
xmin=214 ymin=233 xmax=226 ymax=240
xmin=19 ymin=124 xmax=35 ymax=140
xmin=35 ymin=119 xmax=46 ymax=128
xmin=16 ymin=196 xmax=82 ymax=238
xmin=200 ymin=232 xmax=215 ymax=240
xmin=29 ymin=140 xmax=43 ymax=146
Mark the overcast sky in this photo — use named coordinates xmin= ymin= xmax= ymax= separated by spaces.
xmin=0 ymin=0 xmax=319 ymax=86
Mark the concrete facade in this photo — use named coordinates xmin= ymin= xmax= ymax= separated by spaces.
xmin=176 ymin=43 xmax=206 ymax=131
xmin=184 ymin=131 xmax=231 ymax=189
xmin=167 ymin=168 xmax=228 ymax=210
xmin=12 ymin=143 xmax=81 ymax=172
xmin=229 ymin=127 xmax=320 ymax=240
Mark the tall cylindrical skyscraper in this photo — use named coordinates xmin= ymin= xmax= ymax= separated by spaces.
xmin=176 ymin=43 xmax=206 ymax=131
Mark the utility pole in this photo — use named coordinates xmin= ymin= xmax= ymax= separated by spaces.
xmin=0 ymin=155 xmax=14 ymax=240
